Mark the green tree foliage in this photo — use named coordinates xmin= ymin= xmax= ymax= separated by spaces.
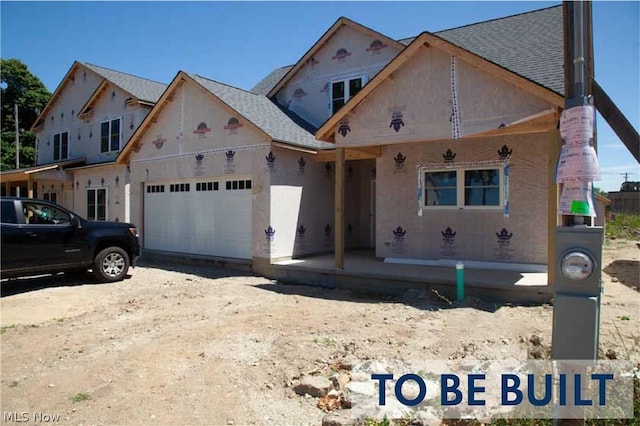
xmin=1 ymin=58 xmax=51 ymax=170
xmin=593 ymin=186 xmax=608 ymax=197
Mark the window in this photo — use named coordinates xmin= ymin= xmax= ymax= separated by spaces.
xmin=100 ymin=118 xmax=121 ymax=153
xmin=1 ymin=201 xmax=17 ymax=224
xmin=424 ymin=167 xmax=502 ymax=209
xmin=225 ymin=179 xmax=251 ymax=191
xmin=43 ymin=192 xmax=58 ymax=204
xmin=331 ymin=77 xmax=363 ymax=114
xmin=24 ymin=202 xmax=71 ymax=225
xmin=196 ymin=182 xmax=218 ymax=191
xmin=464 ymin=169 xmax=500 ymax=206
xmin=87 ymin=188 xmax=107 ymax=221
xmin=424 ymin=171 xmax=457 ymax=207
xmin=53 ymin=132 xmax=69 ymax=161
xmin=146 ymin=185 xmax=165 ymax=193
xmin=169 ymin=183 xmax=190 ymax=192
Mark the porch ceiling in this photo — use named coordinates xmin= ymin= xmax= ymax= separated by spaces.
xmin=0 ymin=158 xmax=86 ymax=183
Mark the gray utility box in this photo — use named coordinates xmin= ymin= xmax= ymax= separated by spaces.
xmin=551 ymin=226 xmax=604 ymax=360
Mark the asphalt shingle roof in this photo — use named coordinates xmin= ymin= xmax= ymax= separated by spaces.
xmin=255 ymin=5 xmax=564 ymax=96
xmin=82 ymin=62 xmax=168 ymax=103
xmin=434 ymin=5 xmax=564 ymax=95
xmin=189 ymin=74 xmax=333 ymax=150
xmin=251 ymin=65 xmax=293 ymax=95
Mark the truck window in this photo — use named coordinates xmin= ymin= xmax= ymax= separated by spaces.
xmin=1 ymin=201 xmax=17 ymax=224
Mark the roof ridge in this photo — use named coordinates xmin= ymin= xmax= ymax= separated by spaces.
xmin=192 ymin=73 xmax=262 ymax=97
xmin=81 ymin=61 xmax=167 ymax=86
xmin=434 ymin=4 xmax=562 ymax=34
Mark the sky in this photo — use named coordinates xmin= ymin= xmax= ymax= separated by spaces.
xmin=1 ymin=1 xmax=638 ymax=192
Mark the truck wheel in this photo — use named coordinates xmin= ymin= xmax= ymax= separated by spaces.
xmin=93 ymin=247 xmax=130 ymax=282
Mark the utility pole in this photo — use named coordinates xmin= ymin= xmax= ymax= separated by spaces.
xmin=14 ymin=102 xmax=20 ymax=169
xmin=552 ymin=1 xmax=603 ymax=424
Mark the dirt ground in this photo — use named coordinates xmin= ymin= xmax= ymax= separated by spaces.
xmin=1 ymin=239 xmax=638 ymax=425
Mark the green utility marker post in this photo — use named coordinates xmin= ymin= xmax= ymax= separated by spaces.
xmin=456 ymin=262 xmax=464 ymax=301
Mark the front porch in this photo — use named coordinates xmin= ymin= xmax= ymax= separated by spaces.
xmin=256 ymin=250 xmax=551 ymax=304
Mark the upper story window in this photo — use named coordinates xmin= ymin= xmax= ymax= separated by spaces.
xmin=424 ymin=167 xmax=503 ymax=209
xmin=53 ymin=131 xmax=69 ymax=161
xmin=331 ymin=77 xmax=363 ymax=114
xmin=100 ymin=118 xmax=121 ymax=153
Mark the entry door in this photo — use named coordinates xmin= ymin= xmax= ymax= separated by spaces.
xmin=369 ymin=179 xmax=376 ymax=248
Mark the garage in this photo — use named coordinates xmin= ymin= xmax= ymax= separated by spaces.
xmin=143 ymin=177 xmax=252 ymax=259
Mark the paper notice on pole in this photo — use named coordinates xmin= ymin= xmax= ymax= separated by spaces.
xmin=559 ymin=181 xmax=596 ymax=216
xmin=556 ymin=144 xmax=601 ymax=182
xmin=560 ymin=105 xmax=594 ymax=147
xmin=556 ymin=104 xmax=601 ymax=182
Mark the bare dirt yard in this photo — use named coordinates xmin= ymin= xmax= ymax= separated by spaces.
xmin=1 ymin=239 xmax=638 ymax=425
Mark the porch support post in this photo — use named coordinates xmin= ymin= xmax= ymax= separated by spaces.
xmin=4 ymin=181 xmax=10 ymax=196
xmin=547 ymin=128 xmax=561 ymax=286
xmin=27 ymin=175 xmax=34 ymax=199
xmin=334 ymin=147 xmax=345 ymax=269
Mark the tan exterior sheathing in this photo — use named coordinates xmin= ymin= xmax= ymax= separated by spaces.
xmin=267 ymin=147 xmax=335 ymax=259
xmin=127 ymin=81 xmax=273 ymax=252
xmin=125 ymin=79 xmax=343 ymax=261
xmin=376 ymin=133 xmax=549 ymax=265
xmin=78 ymin=83 xmax=151 ymax=164
xmin=333 ymin=46 xmax=554 ymax=147
xmin=72 ymin=165 xmax=130 ymax=222
xmin=276 ymin=25 xmax=400 ymax=128
xmin=36 ymin=67 xmax=103 ymax=164
xmin=36 ymin=66 xmax=152 ymax=166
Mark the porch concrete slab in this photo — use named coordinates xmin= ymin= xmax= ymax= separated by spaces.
xmin=271 ymin=250 xmax=551 ymax=303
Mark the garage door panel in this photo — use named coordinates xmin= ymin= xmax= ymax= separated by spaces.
xmin=144 ymin=179 xmax=252 ymax=259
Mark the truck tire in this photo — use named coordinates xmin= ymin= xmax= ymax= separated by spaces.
xmin=93 ymin=247 xmax=130 ymax=282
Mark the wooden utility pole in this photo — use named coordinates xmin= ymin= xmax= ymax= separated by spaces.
xmin=14 ymin=102 xmax=20 ymax=169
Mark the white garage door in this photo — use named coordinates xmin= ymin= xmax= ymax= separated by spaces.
xmin=144 ymin=178 xmax=252 ymax=259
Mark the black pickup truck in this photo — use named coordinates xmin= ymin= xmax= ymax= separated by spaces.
xmin=1 ymin=197 xmax=140 ymax=282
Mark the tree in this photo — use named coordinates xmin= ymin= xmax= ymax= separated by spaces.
xmin=593 ymin=186 xmax=608 ymax=197
xmin=1 ymin=58 xmax=51 ymax=170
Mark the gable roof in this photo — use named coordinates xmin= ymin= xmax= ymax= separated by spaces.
xmin=188 ymin=73 xmax=331 ymax=150
xmin=433 ymin=5 xmax=563 ymax=95
xmin=256 ymin=5 xmax=564 ymax=99
xmin=315 ymin=29 xmax=564 ymax=141
xmin=31 ymin=61 xmax=167 ymax=131
xmin=118 ymin=71 xmax=332 ymax=163
xmin=266 ymin=16 xmax=405 ymax=98
xmin=81 ymin=62 xmax=167 ymax=104
xmin=251 ymin=65 xmax=293 ymax=95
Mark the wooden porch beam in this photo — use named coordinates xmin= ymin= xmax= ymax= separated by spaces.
xmin=316 ymin=146 xmax=382 ymax=162
xmin=27 ymin=174 xmax=34 ymax=199
xmin=465 ymin=111 xmax=559 ymax=139
xmin=334 ymin=147 xmax=345 ymax=269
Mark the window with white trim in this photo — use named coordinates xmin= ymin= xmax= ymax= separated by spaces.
xmin=424 ymin=167 xmax=503 ymax=209
xmin=87 ymin=188 xmax=107 ymax=221
xmin=331 ymin=77 xmax=363 ymax=114
xmin=43 ymin=192 xmax=58 ymax=204
xmin=53 ymin=131 xmax=69 ymax=161
xmin=100 ymin=118 xmax=121 ymax=153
